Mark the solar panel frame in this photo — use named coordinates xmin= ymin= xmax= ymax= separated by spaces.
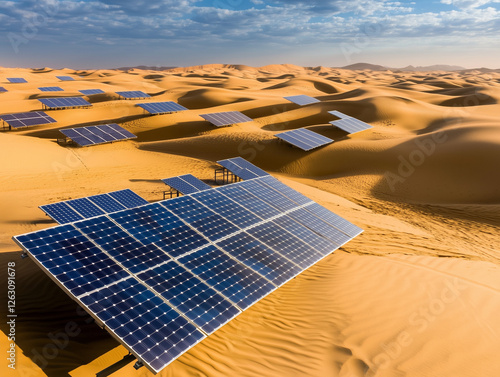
xmin=275 ymin=128 xmax=333 ymax=151
xmin=137 ymin=101 xmax=188 ymax=115
xmin=56 ymin=76 xmax=75 ymax=81
xmin=7 ymin=78 xmax=27 ymax=83
xmin=328 ymin=110 xmax=350 ymax=119
xmin=60 ymin=124 xmax=136 ymax=147
xmin=162 ymin=174 xmax=211 ymax=195
xmin=79 ymin=89 xmax=105 ymax=95
xmin=330 ymin=118 xmax=373 ymax=134
xmin=283 ymin=95 xmax=320 ymax=106
xmin=216 ymin=157 xmax=269 ymax=180
xmin=116 ymin=90 xmax=151 ymax=99
xmin=39 ymin=86 xmax=64 ymax=92
xmin=200 ymin=111 xmax=253 ymax=127
xmin=39 ymin=97 xmax=92 ymax=109
xmin=0 ymin=111 xmax=57 ymax=129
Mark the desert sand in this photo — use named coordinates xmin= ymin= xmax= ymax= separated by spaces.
xmin=0 ymin=64 xmax=499 ymax=377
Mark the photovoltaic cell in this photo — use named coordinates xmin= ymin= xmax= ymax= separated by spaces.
xmin=200 ymin=111 xmax=253 ymax=127
xmin=275 ymin=128 xmax=333 ymax=151
xmin=216 ymin=156 xmax=269 ymax=180
xmin=39 ymin=202 xmax=84 ymax=224
xmin=0 ymin=111 xmax=57 ymax=129
xmin=162 ymin=174 xmax=211 ymax=195
xmin=56 ymin=76 xmax=75 ymax=81
xmin=0 ymin=87 xmax=7 ymax=92
xmin=328 ymin=110 xmax=349 ymax=119
xmin=283 ymin=95 xmax=320 ymax=106
xmin=39 ymin=86 xmax=64 ymax=92
xmin=329 ymin=118 xmax=373 ymax=134
xmin=67 ymin=198 xmax=106 ymax=218
xmin=108 ymin=189 xmax=148 ymax=208
xmin=15 ymin=157 xmax=363 ymax=374
xmin=39 ymin=97 xmax=91 ymax=109
xmin=138 ymin=101 xmax=188 ymax=115
xmin=7 ymin=78 xmax=27 ymax=83
xmin=116 ymin=91 xmax=150 ymax=99
xmin=79 ymin=89 xmax=105 ymax=95
xmin=60 ymin=124 xmax=136 ymax=147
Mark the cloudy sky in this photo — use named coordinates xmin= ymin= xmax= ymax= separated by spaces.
xmin=1 ymin=0 xmax=499 ymax=69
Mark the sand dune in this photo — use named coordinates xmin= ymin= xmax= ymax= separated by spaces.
xmin=0 ymin=65 xmax=499 ymax=377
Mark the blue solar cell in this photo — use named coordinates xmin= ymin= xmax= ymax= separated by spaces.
xmin=305 ymin=203 xmax=363 ymax=238
xmin=0 ymin=87 xmax=7 ymax=92
xmin=78 ymin=277 xmax=205 ymax=374
xmin=108 ymin=189 xmax=148 ymax=208
xmin=39 ymin=202 xmax=84 ymax=224
xmin=238 ymin=179 xmax=298 ymax=212
xmin=177 ymin=245 xmax=276 ymax=310
xmin=39 ymin=97 xmax=91 ymax=109
xmin=329 ymin=117 xmax=373 ymax=134
xmin=216 ymin=157 xmax=269 ymax=180
xmin=106 ymin=123 xmax=137 ymax=139
xmin=191 ymin=190 xmax=262 ymax=229
xmin=138 ymin=101 xmax=188 ymax=114
xmin=86 ymin=126 xmax=117 ymax=142
xmin=116 ymin=91 xmax=150 ymax=99
xmin=200 ymin=111 xmax=253 ymax=127
xmin=79 ymin=89 xmax=105 ymax=95
xmin=56 ymin=76 xmax=75 ymax=81
xmin=75 ymin=217 xmax=172 ymax=274
xmin=138 ymin=258 xmax=240 ymax=334
xmin=67 ymin=198 xmax=105 ymax=219
xmin=162 ymin=174 xmax=211 ymax=195
xmin=275 ymin=128 xmax=333 ymax=151
xmin=60 ymin=129 xmax=94 ymax=146
xmin=283 ymin=95 xmax=320 ymax=106
xmin=161 ymin=196 xmax=240 ymax=242
xmin=60 ymin=124 xmax=136 ymax=147
xmin=87 ymin=193 xmax=126 ymax=213
xmin=257 ymin=176 xmax=312 ymax=206
xmin=109 ymin=203 xmax=209 ymax=258
xmin=216 ymin=232 xmax=302 ymax=287
xmin=0 ymin=111 xmax=57 ymax=129
xmin=77 ymin=127 xmax=107 ymax=144
xmin=181 ymin=175 xmax=212 ymax=191
xmin=39 ymin=86 xmax=64 ymax=92
xmin=7 ymin=78 xmax=27 ymax=83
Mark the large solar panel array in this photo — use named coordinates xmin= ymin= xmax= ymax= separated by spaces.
xmin=116 ymin=91 xmax=150 ymax=99
xmin=217 ymin=157 xmax=269 ymax=180
xmin=39 ymin=97 xmax=92 ymax=109
xmin=0 ymin=111 xmax=57 ymax=129
xmin=328 ymin=110 xmax=373 ymax=134
xmin=7 ymin=78 xmax=28 ymax=83
xmin=0 ymin=87 xmax=7 ymax=92
xmin=15 ymin=162 xmax=362 ymax=374
xmin=275 ymin=128 xmax=334 ymax=151
xmin=137 ymin=101 xmax=188 ymax=115
xmin=283 ymin=95 xmax=320 ymax=106
xmin=39 ymin=86 xmax=64 ymax=92
xmin=56 ymin=76 xmax=75 ymax=81
xmin=200 ymin=111 xmax=253 ymax=127
xmin=162 ymin=174 xmax=212 ymax=195
xmin=79 ymin=89 xmax=105 ymax=95
xmin=60 ymin=123 xmax=137 ymax=147
xmin=39 ymin=189 xmax=149 ymax=224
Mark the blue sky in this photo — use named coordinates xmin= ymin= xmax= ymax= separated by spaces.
xmin=1 ymin=0 xmax=499 ymax=69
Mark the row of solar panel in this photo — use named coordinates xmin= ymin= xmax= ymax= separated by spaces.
xmin=0 ymin=111 xmax=56 ymax=129
xmin=15 ymin=173 xmax=362 ymax=374
xmin=5 ymin=76 xmax=75 ymax=83
xmin=40 ymin=189 xmax=149 ymax=224
xmin=60 ymin=124 xmax=137 ymax=147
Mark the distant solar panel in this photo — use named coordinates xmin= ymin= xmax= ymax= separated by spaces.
xmin=330 ymin=118 xmax=373 ymax=134
xmin=0 ymin=87 xmax=7 ymax=92
xmin=39 ymin=86 xmax=64 ymax=92
xmin=7 ymin=78 xmax=27 ymax=83
xmin=200 ymin=111 xmax=253 ymax=127
xmin=162 ymin=174 xmax=211 ymax=195
xmin=56 ymin=76 xmax=75 ymax=81
xmin=217 ymin=157 xmax=269 ymax=180
xmin=138 ymin=101 xmax=188 ymax=115
xmin=0 ymin=111 xmax=57 ymax=129
xmin=283 ymin=95 xmax=320 ymax=106
xmin=116 ymin=90 xmax=150 ymax=99
xmin=60 ymin=123 xmax=136 ymax=147
xmin=40 ymin=189 xmax=148 ymax=224
xmin=39 ymin=97 xmax=91 ymax=109
xmin=275 ymin=128 xmax=333 ymax=151
xmin=15 ymin=160 xmax=362 ymax=375
xmin=79 ymin=89 xmax=105 ymax=95
xmin=328 ymin=110 xmax=350 ymax=119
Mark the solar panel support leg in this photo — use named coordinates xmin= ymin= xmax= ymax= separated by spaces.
xmin=95 ymin=353 xmax=136 ymax=377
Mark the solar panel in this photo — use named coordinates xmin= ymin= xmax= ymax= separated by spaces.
xmin=39 ymin=97 xmax=92 ymax=109
xmin=56 ymin=75 xmax=75 ymax=81
xmin=328 ymin=110 xmax=350 ymax=119
xmin=79 ymin=89 xmax=105 ymax=95
xmin=162 ymin=174 xmax=211 ymax=195
xmin=60 ymin=124 xmax=136 ymax=147
xmin=138 ymin=101 xmax=188 ymax=115
xmin=39 ymin=86 xmax=64 ymax=92
xmin=0 ymin=111 xmax=57 ymax=129
xmin=275 ymin=128 xmax=333 ymax=151
xmin=330 ymin=118 xmax=373 ymax=134
xmin=283 ymin=95 xmax=320 ymax=106
xmin=15 ymin=162 xmax=363 ymax=374
xmin=7 ymin=78 xmax=27 ymax=83
xmin=40 ymin=189 xmax=148 ymax=224
xmin=200 ymin=111 xmax=253 ymax=127
xmin=217 ymin=157 xmax=269 ymax=180
xmin=116 ymin=91 xmax=150 ymax=99
xmin=0 ymin=87 xmax=7 ymax=92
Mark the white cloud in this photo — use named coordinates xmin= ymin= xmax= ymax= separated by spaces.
xmin=441 ymin=0 xmax=500 ymax=8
